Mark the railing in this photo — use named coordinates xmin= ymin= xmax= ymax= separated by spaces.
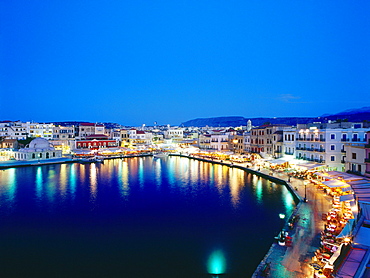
xmin=341 ymin=138 xmax=349 ymax=142
xmin=285 ymin=152 xmax=294 ymax=155
xmin=341 ymin=160 xmax=346 ymax=163
xmin=295 ymin=157 xmax=325 ymax=163
xmin=365 ymin=158 xmax=370 ymax=163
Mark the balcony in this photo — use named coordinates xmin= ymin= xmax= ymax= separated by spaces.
xmin=315 ymin=148 xmax=325 ymax=152
xmin=341 ymin=138 xmax=349 ymax=142
xmin=341 ymin=149 xmax=346 ymax=153
xmin=341 ymin=160 xmax=346 ymax=163
xmin=365 ymin=144 xmax=370 ymax=148
xmin=285 ymin=152 xmax=294 ymax=155
xmin=365 ymin=158 xmax=370 ymax=163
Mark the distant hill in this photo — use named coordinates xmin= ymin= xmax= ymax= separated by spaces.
xmin=181 ymin=107 xmax=370 ymax=127
xmin=323 ymin=106 xmax=370 ymax=122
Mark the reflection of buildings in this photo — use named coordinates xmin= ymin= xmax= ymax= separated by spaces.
xmin=75 ymin=134 xmax=118 ymax=149
xmin=14 ymin=138 xmax=62 ymax=161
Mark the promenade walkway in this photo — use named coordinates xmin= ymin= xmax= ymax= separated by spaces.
xmin=252 ymin=166 xmax=332 ymax=278
xmin=0 ymin=157 xmax=75 ymax=169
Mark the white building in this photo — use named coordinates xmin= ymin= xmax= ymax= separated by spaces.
xmin=0 ymin=121 xmax=28 ymax=140
xmin=295 ymin=123 xmax=370 ymax=171
xmin=14 ymin=138 xmax=62 ymax=161
xmin=244 ymin=132 xmax=251 ymax=153
xmin=210 ymin=134 xmax=229 ymax=151
xmin=28 ymin=122 xmax=54 ymax=139
xmin=164 ymin=129 xmax=184 ymax=140
xmin=282 ymin=128 xmax=296 ymax=158
xmin=129 ymin=129 xmax=153 ymax=147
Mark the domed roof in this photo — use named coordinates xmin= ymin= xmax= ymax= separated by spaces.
xmin=28 ymin=138 xmax=54 ymax=151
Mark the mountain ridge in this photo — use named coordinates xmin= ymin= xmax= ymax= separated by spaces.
xmin=181 ymin=107 xmax=370 ymax=127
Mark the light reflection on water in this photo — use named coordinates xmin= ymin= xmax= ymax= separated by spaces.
xmin=0 ymin=168 xmax=16 ymax=209
xmin=0 ymin=156 xmax=296 ymax=277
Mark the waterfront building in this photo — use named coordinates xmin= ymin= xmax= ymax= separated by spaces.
xmin=120 ymin=129 xmax=130 ymax=147
xmin=231 ymin=134 xmax=245 ymax=154
xmin=296 ymin=123 xmax=370 ymax=171
xmin=75 ymin=134 xmax=118 ymax=150
xmin=272 ymin=130 xmax=284 ymax=158
xmin=344 ymin=140 xmax=367 ymax=176
xmin=243 ymin=131 xmax=251 ymax=153
xmin=210 ymin=133 xmax=229 ymax=152
xmin=199 ymin=134 xmax=211 ymax=150
xmin=13 ymin=137 xmax=62 ymax=161
xmin=0 ymin=138 xmax=19 ymax=149
xmin=28 ymin=122 xmax=54 ymax=139
xmin=77 ymin=123 xmax=105 ymax=139
xmin=250 ymin=124 xmax=289 ymax=158
xmin=363 ymin=131 xmax=370 ymax=178
xmin=164 ymin=128 xmax=184 ymax=141
xmin=282 ymin=127 xmax=296 ymax=159
xmin=129 ymin=129 xmax=153 ymax=148
xmin=0 ymin=120 xmax=28 ymax=140
xmin=52 ymin=125 xmax=75 ymax=140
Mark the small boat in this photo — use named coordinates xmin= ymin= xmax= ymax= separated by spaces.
xmin=153 ymin=152 xmax=168 ymax=158
xmin=79 ymin=156 xmax=104 ymax=164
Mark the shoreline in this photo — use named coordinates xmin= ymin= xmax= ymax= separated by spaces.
xmin=0 ymin=153 xmax=326 ymax=277
xmin=171 ymin=153 xmax=327 ymax=277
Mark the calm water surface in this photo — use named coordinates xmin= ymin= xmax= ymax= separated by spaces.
xmin=0 ymin=156 xmax=295 ymax=277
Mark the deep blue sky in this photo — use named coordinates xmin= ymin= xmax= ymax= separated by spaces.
xmin=1 ymin=1 xmax=369 ymax=126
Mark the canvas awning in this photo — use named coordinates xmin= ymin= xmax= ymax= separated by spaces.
xmin=337 ymin=219 xmax=355 ymax=238
xmin=295 ymin=163 xmax=324 ymax=170
xmin=269 ymin=158 xmax=289 ymax=165
xmin=327 ymin=171 xmax=364 ymax=181
xmin=340 ymin=186 xmax=352 ymax=192
xmin=314 ymin=172 xmax=329 ymax=177
xmin=340 ymin=194 xmax=355 ymax=202
xmin=322 ymin=179 xmax=349 ymax=188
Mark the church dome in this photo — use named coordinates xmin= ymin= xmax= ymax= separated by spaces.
xmin=28 ymin=138 xmax=54 ymax=151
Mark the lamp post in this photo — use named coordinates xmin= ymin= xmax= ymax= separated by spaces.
xmin=304 ymin=180 xmax=308 ymax=202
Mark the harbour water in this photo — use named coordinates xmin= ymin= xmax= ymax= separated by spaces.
xmin=0 ymin=156 xmax=296 ymax=277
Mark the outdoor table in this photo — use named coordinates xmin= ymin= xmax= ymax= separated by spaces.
xmin=322 ymin=253 xmax=331 ymax=259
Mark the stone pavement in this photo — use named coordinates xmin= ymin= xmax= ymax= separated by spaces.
xmin=251 ymin=166 xmax=332 ymax=278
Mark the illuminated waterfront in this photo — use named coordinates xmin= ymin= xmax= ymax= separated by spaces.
xmin=0 ymin=156 xmax=295 ymax=277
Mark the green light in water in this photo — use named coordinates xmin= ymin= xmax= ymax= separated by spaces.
xmin=207 ymin=249 xmax=226 ymax=275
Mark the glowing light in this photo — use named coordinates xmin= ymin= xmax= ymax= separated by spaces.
xmin=36 ymin=167 xmax=43 ymax=200
xmin=207 ymin=249 xmax=226 ymax=275
xmin=255 ymin=179 xmax=263 ymax=204
xmin=69 ymin=164 xmax=76 ymax=198
xmin=279 ymin=213 xmax=285 ymax=219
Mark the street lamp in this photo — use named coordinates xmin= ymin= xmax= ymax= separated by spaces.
xmin=304 ymin=180 xmax=308 ymax=202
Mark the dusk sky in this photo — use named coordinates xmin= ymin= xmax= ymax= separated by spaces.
xmin=1 ymin=1 xmax=369 ymax=126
